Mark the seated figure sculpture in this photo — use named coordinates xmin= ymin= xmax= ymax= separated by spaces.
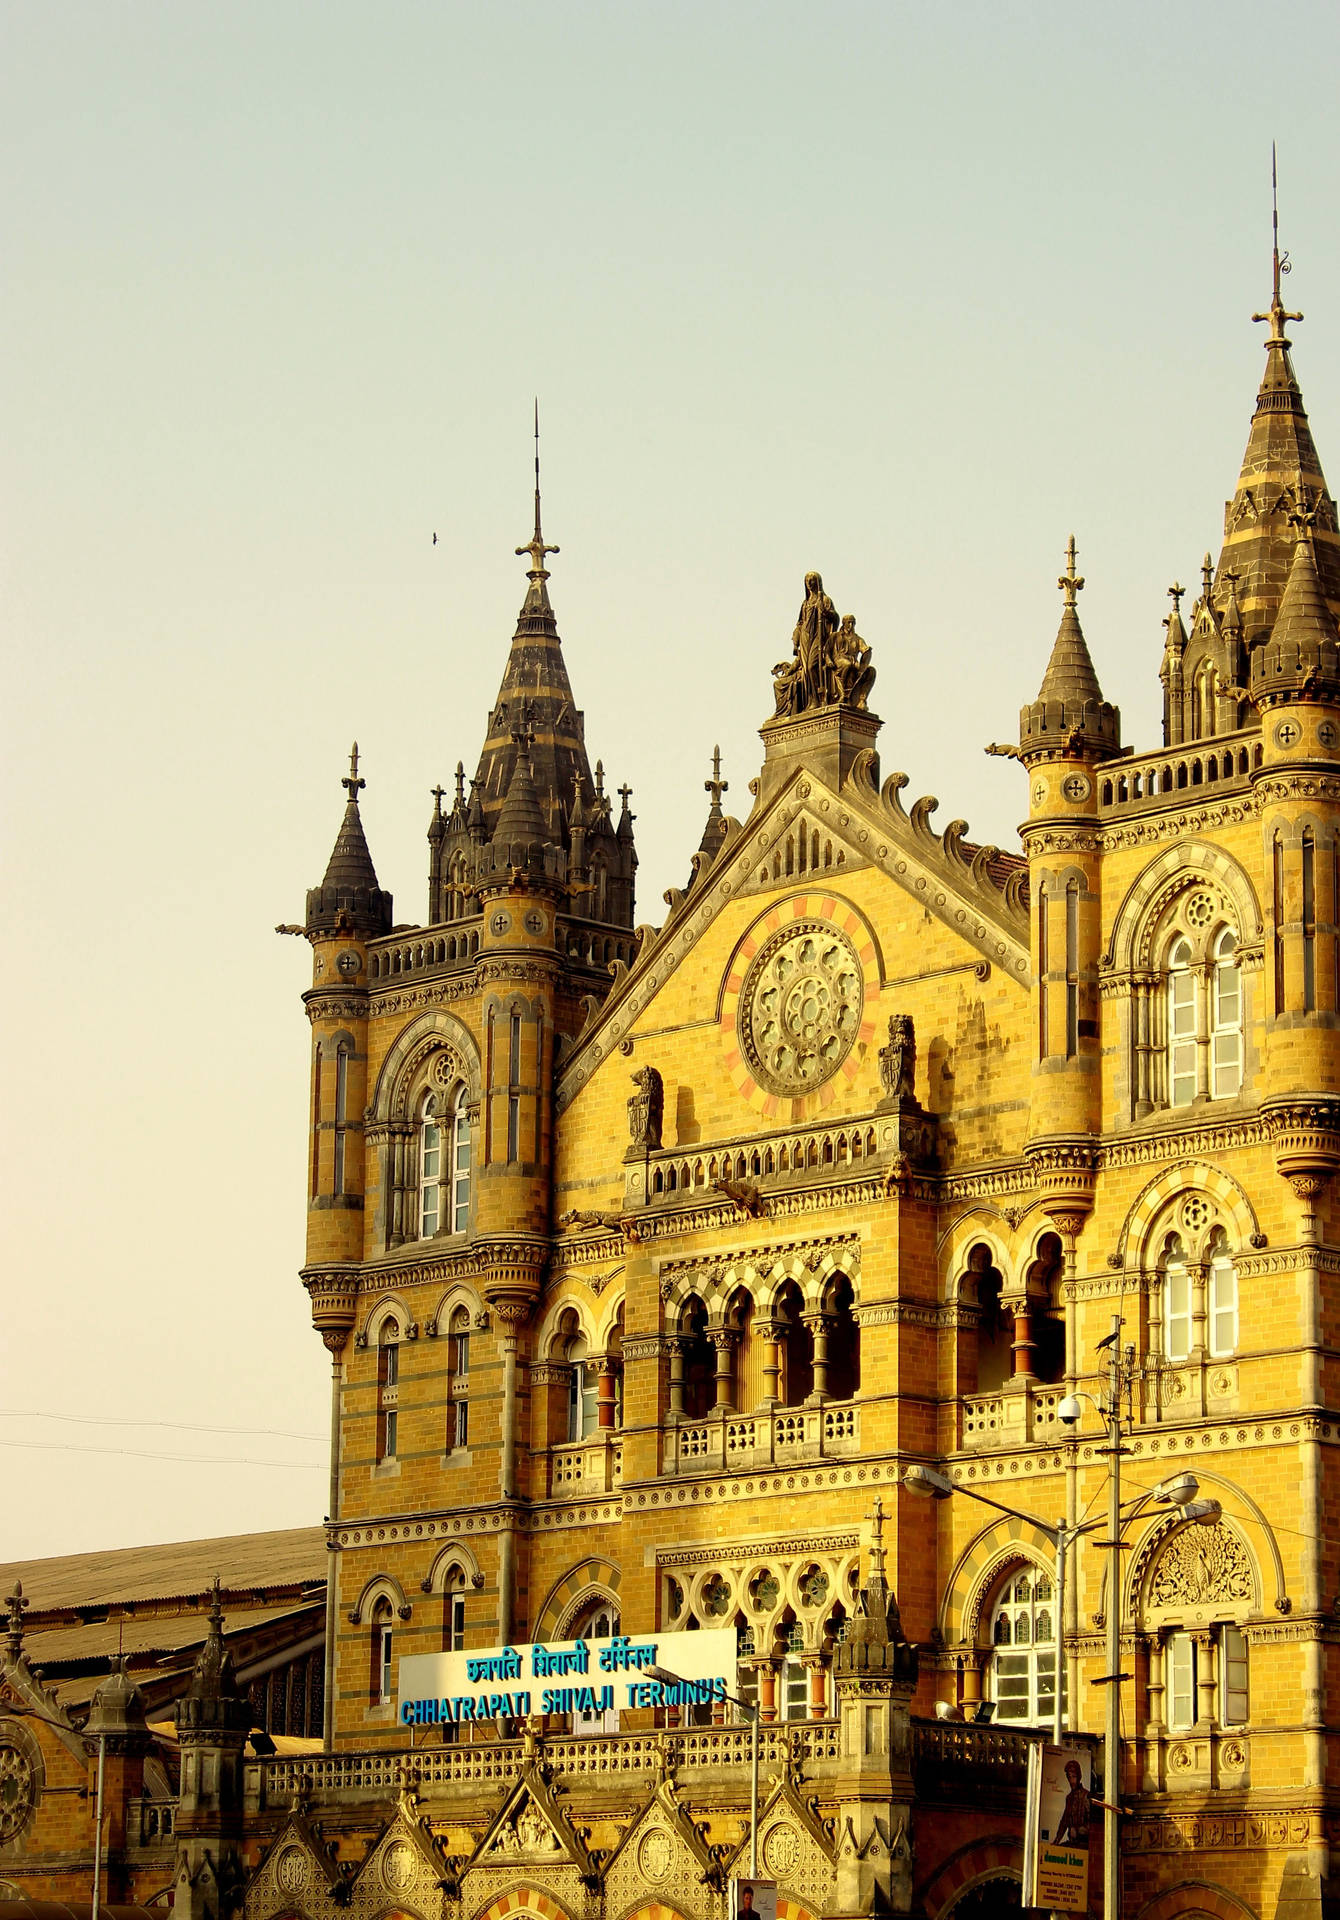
xmin=772 ymin=571 xmax=875 ymax=716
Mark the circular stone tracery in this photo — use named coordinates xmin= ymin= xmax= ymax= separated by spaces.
xmin=0 ymin=1742 xmax=36 ymax=1844
xmin=739 ymin=922 xmax=863 ymax=1096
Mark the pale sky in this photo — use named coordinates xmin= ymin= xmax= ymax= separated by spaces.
xmin=5 ymin=0 xmax=1340 ymax=1558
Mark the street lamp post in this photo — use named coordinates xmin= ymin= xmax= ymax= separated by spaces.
xmin=907 ymin=1313 xmax=1223 ymax=1920
xmin=5 ymin=1701 xmax=106 ymax=1920
xmin=645 ymin=1664 xmax=760 ymax=1877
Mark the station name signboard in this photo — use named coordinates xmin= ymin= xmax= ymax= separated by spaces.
xmin=398 ymin=1628 xmax=738 ymax=1728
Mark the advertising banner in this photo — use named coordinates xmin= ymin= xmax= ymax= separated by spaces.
xmin=730 ymin=1882 xmax=778 ymax=1920
xmin=1023 ymin=1742 xmax=1092 ymax=1913
xmin=398 ymin=1627 xmax=737 ymax=1729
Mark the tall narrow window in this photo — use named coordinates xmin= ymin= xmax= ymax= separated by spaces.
xmin=1273 ymin=834 xmax=1285 ymax=1015
xmin=1065 ymin=883 xmax=1079 ymax=1058
xmin=442 ymin=1575 xmax=466 ymax=1651
xmin=1211 ymin=929 xmax=1242 ymax=1097
xmin=446 ymin=1305 xmax=470 ymax=1451
xmin=1303 ymin=831 xmax=1317 ymax=1011
xmin=507 ymin=1013 xmax=522 ymax=1163
xmin=377 ymin=1324 xmax=400 ymax=1461
xmin=311 ymin=1047 xmax=323 ymax=1198
xmin=1167 ymin=1631 xmax=1196 ymax=1729
xmin=1220 ymin=1624 xmax=1249 ymax=1726
xmin=419 ymin=1094 xmax=441 ymax=1237
xmin=1167 ymin=940 xmax=1196 ymax=1106
xmin=1163 ymin=1238 xmax=1191 ymax=1363
xmin=780 ymin=1623 xmax=810 ymax=1722
xmin=450 ymin=1094 xmax=472 ymax=1232
xmin=333 ymin=1044 xmax=349 ymax=1196
xmin=565 ymin=1336 xmax=599 ymax=1441
xmin=1207 ymin=1230 xmax=1238 ymax=1358
xmin=370 ymin=1598 xmax=394 ymax=1705
xmin=1038 ymin=886 xmax=1049 ymax=1060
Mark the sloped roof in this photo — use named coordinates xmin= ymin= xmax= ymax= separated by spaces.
xmin=0 ymin=1526 xmax=326 ymax=1613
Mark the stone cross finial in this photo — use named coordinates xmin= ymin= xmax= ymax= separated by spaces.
xmin=5 ymin=1580 xmax=28 ymax=1662
xmin=1201 ymin=553 xmax=1215 ymax=604
xmin=1057 ymin=535 xmax=1084 ymax=607
xmin=342 ymin=742 xmax=365 ymax=802
xmin=705 ymin=745 xmax=728 ymax=807
xmin=617 ymin=782 xmax=633 ymax=813
xmin=867 ymin=1495 xmax=887 ymax=1584
xmin=1168 ymin=582 xmax=1185 ymax=616
xmin=430 ymin=784 xmax=446 ymax=817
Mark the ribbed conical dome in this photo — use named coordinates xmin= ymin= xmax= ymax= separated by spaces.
xmin=305 ymin=745 xmax=393 ymax=937
xmin=492 ymin=731 xmax=550 ymax=856
xmin=1250 ymin=534 xmax=1340 ymax=708
xmin=1019 ymin=539 xmax=1121 ymax=760
xmin=1215 ymin=282 xmax=1340 ymax=641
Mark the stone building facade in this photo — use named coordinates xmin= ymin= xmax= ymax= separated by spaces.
xmin=6 ymin=247 xmax=1340 ymax=1920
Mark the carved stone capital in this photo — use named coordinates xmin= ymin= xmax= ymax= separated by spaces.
xmin=301 ymin=1264 xmax=360 ymax=1349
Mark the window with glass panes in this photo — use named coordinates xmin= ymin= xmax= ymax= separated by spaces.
xmin=377 ymin=1326 xmax=399 ymax=1460
xmin=447 ymin=1306 xmax=470 ymax=1450
xmin=1211 ymin=929 xmax=1243 ymax=1096
xmin=450 ymin=1096 xmax=472 ymax=1231
xmin=990 ymin=1569 xmax=1058 ymax=1725
xmin=566 ymin=1341 xmax=599 ymax=1440
xmin=1168 ymin=939 xmax=1197 ymax=1106
xmin=1207 ymin=1230 xmax=1238 ymax=1358
xmin=371 ymin=1599 xmax=394 ymax=1704
xmin=780 ymin=1622 xmax=810 ymax=1721
xmin=419 ymin=1095 xmax=442 ymax=1237
xmin=1162 ymin=1237 xmax=1191 ymax=1363
xmin=1166 ymin=1624 xmax=1247 ymax=1729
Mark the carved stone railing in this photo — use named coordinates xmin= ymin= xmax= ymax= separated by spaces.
xmin=368 ymin=923 xmax=483 ymax=981
xmin=548 ymin=1435 xmax=622 ymax=1497
xmin=913 ymin=1720 xmax=1035 ymax=1791
xmin=959 ymin=1384 xmax=1061 ymax=1449
xmin=646 ymin=1123 xmax=887 ymax=1202
xmin=1097 ymin=729 xmax=1260 ymax=817
xmin=245 ymin=1720 xmax=841 ymax=1812
xmin=662 ymin=1402 xmax=860 ymax=1475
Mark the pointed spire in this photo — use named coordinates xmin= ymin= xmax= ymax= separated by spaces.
xmin=515 ymin=400 xmax=560 ymax=615
xmin=616 ymin=781 xmax=635 ymax=845
xmin=697 ymin=745 xmax=729 ymax=860
xmin=176 ymin=1577 xmax=249 ymax=1735
xmin=1216 ymin=154 xmax=1340 ymax=639
xmin=4 ymin=1580 xmax=27 ymax=1663
xmin=306 ymin=743 xmax=393 ymax=937
xmin=1250 ymin=519 xmax=1340 ymax=707
xmin=1020 ymin=538 xmax=1121 ymax=762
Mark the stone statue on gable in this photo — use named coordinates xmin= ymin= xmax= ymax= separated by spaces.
xmin=772 ymin=572 xmax=875 ymax=716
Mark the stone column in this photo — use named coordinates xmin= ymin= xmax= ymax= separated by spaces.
xmin=596 ymin=1358 xmax=617 ymax=1430
xmin=759 ymin=1323 xmax=781 ymax=1406
xmin=807 ymin=1658 xmax=827 ymax=1720
xmin=758 ymin=1662 xmax=779 ymax=1725
xmin=805 ymin=1313 xmax=830 ymax=1402
xmin=666 ymin=1336 xmax=686 ymax=1420
xmin=710 ymin=1330 xmax=736 ymax=1413
xmin=1009 ymin=1302 xmax=1037 ymax=1379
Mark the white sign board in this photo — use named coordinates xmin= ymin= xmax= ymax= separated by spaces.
xmin=398 ymin=1627 xmax=737 ymax=1729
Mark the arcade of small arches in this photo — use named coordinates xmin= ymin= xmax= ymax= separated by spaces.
xmin=664 ymin=1267 xmax=860 ymax=1418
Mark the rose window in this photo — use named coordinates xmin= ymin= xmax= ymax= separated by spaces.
xmin=740 ymin=924 xmax=863 ymax=1096
xmin=0 ymin=1743 xmax=36 ymax=1844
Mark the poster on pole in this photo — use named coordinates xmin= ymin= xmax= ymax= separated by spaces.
xmin=1023 ymin=1742 xmax=1091 ymax=1912
xmin=730 ymin=1882 xmax=778 ymax=1920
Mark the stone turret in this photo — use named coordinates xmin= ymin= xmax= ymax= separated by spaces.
xmin=832 ymin=1497 xmax=917 ymax=1918
xmin=1251 ymin=527 xmax=1340 ymax=708
xmin=305 ymin=743 xmax=393 ymax=939
xmin=173 ymin=1582 xmax=251 ymax=1920
xmin=1019 ymin=537 xmax=1121 ymax=763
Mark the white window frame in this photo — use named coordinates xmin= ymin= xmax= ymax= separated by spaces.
xmin=449 ymin=1093 xmax=472 ymax=1233
xmin=447 ymin=1307 xmax=470 ymax=1451
xmin=1168 ymin=937 xmax=1197 ymax=1107
xmin=419 ymin=1094 xmax=441 ymax=1238
xmin=1166 ymin=1630 xmax=1197 ymax=1729
xmin=1220 ymin=1624 xmax=1248 ymax=1727
xmin=989 ymin=1567 xmax=1058 ymax=1727
xmin=372 ymin=1602 xmax=394 ymax=1706
xmin=1163 ymin=1249 xmax=1192 ymax=1364
xmin=1211 ymin=928 xmax=1243 ymax=1099
xmin=1208 ymin=1249 xmax=1238 ymax=1359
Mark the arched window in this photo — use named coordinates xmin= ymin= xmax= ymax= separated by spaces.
xmin=377 ymin=1321 xmax=400 ymax=1461
xmin=1207 ymin=1226 xmax=1238 ymax=1358
xmin=370 ymin=1597 xmax=394 ymax=1705
xmin=565 ymin=1596 xmax=620 ymax=1731
xmin=419 ymin=1094 xmax=442 ymax=1237
xmin=1211 ymin=928 xmax=1242 ymax=1098
xmin=1166 ymin=1624 xmax=1248 ymax=1729
xmin=774 ymin=1280 xmax=811 ymax=1408
xmin=1167 ymin=938 xmax=1196 ymax=1106
xmin=441 ymin=1567 xmax=466 ymax=1651
xmin=448 ymin=1091 xmax=472 ymax=1232
xmin=680 ymin=1297 xmax=715 ymax=1418
xmin=779 ymin=1620 xmax=810 ymax=1722
xmin=446 ymin=1306 xmax=470 ymax=1451
xmin=565 ymin=1334 xmax=598 ymax=1442
xmin=1161 ymin=1235 xmax=1191 ymax=1363
xmin=990 ymin=1568 xmax=1057 ymax=1726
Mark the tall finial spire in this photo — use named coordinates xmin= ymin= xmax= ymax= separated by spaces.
xmin=5 ymin=1580 xmax=27 ymax=1662
xmin=1058 ymin=534 xmax=1084 ymax=608
xmin=343 ymin=741 xmax=365 ymax=802
xmin=867 ymin=1495 xmax=887 ymax=1585
xmin=1253 ymin=142 xmax=1303 ymax=347
xmin=705 ymin=745 xmax=728 ymax=809
xmin=516 ymin=399 xmax=560 ymax=581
